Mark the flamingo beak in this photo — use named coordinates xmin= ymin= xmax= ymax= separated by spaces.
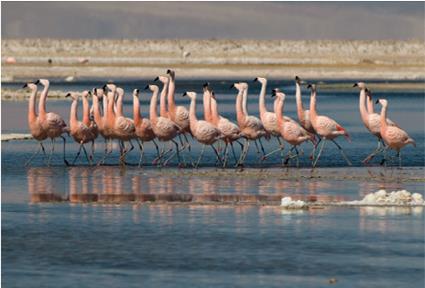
xmin=34 ymin=80 xmax=40 ymax=85
xmin=144 ymin=85 xmax=149 ymax=90
xmin=154 ymin=77 xmax=159 ymax=81
xmin=22 ymin=83 xmax=28 ymax=88
xmin=166 ymin=69 xmax=171 ymax=74
xmin=182 ymin=92 xmax=188 ymax=97
xmin=135 ymin=89 xmax=140 ymax=93
xmin=253 ymin=78 xmax=258 ymax=82
xmin=307 ymin=84 xmax=312 ymax=89
xmin=203 ymin=82 xmax=210 ymax=88
xmin=229 ymin=84 xmax=235 ymax=89
xmin=65 ymin=93 xmax=71 ymax=98
xmin=353 ymin=83 xmax=358 ymax=87
xmin=271 ymin=89 xmax=277 ymax=97
xmin=375 ymin=99 xmax=379 ymax=104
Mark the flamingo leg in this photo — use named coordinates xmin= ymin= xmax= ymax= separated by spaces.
xmin=283 ymin=146 xmax=297 ymax=166
xmin=25 ymin=142 xmax=43 ymax=167
xmin=238 ymin=140 xmax=250 ymax=167
xmin=310 ymin=135 xmax=321 ymax=161
xmin=163 ymin=140 xmax=181 ymax=167
xmin=82 ymin=144 xmax=92 ymax=165
xmin=72 ymin=144 xmax=83 ymax=165
xmin=253 ymin=140 xmax=261 ymax=160
xmin=230 ymin=142 xmax=238 ymax=165
xmin=362 ymin=138 xmax=385 ymax=164
xmin=211 ymin=144 xmax=223 ymax=166
xmin=261 ymin=136 xmax=285 ymax=163
xmin=137 ymin=140 xmax=145 ymax=167
xmin=47 ymin=138 xmax=55 ymax=166
xmin=222 ymin=143 xmax=230 ymax=168
xmin=120 ymin=140 xmax=134 ymax=165
xmin=90 ymin=140 xmax=95 ymax=162
xmin=61 ymin=136 xmax=69 ymax=166
xmin=330 ymin=139 xmax=352 ymax=166
xmin=313 ymin=140 xmax=327 ymax=168
xmin=195 ymin=144 xmax=206 ymax=168
xmin=97 ymin=138 xmax=110 ymax=166
xmin=397 ymin=151 xmax=402 ymax=168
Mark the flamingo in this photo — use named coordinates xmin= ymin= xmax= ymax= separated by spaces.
xmin=36 ymin=79 xmax=69 ymax=166
xmin=204 ymin=83 xmax=243 ymax=167
xmin=253 ymin=77 xmax=293 ymax=162
xmin=154 ymin=75 xmax=170 ymax=118
xmin=66 ymin=91 xmax=98 ymax=165
xmin=232 ymin=82 xmax=267 ymax=167
xmin=132 ymin=88 xmax=159 ymax=166
xmin=182 ymin=91 xmax=223 ymax=168
xmin=375 ymin=98 xmax=415 ymax=167
xmin=353 ymin=82 xmax=397 ymax=164
xmin=81 ymin=90 xmax=99 ymax=159
xmin=166 ymin=69 xmax=191 ymax=151
xmin=272 ymin=89 xmax=314 ymax=167
xmin=307 ymin=84 xmax=352 ymax=167
xmin=146 ymin=84 xmax=181 ymax=166
xmin=23 ymin=82 xmax=48 ymax=166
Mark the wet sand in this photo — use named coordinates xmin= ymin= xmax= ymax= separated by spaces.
xmin=2 ymin=39 xmax=424 ymax=81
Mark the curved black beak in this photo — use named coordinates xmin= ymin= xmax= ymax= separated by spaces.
xmin=102 ymin=84 xmax=107 ymax=91
xmin=182 ymin=92 xmax=187 ymax=97
xmin=65 ymin=93 xmax=71 ymax=98
xmin=271 ymin=89 xmax=277 ymax=97
xmin=353 ymin=83 xmax=358 ymax=87
xmin=229 ymin=84 xmax=235 ymax=89
xmin=154 ymin=77 xmax=159 ymax=82
xmin=166 ymin=69 xmax=171 ymax=74
xmin=144 ymin=85 xmax=149 ymax=90
xmin=203 ymin=82 xmax=210 ymax=88
xmin=22 ymin=83 xmax=28 ymax=88
xmin=375 ymin=99 xmax=379 ymax=104
xmin=34 ymin=80 xmax=40 ymax=85
xmin=253 ymin=78 xmax=258 ymax=82
xmin=307 ymin=84 xmax=312 ymax=89
xmin=88 ymin=91 xmax=92 ymax=96
xmin=295 ymin=76 xmax=300 ymax=82
xmin=135 ymin=89 xmax=140 ymax=93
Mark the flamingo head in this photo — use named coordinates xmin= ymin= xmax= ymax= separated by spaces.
xmin=306 ymin=83 xmax=316 ymax=92
xmin=93 ymin=88 xmax=104 ymax=98
xmin=166 ymin=69 xmax=175 ymax=78
xmin=65 ymin=92 xmax=78 ymax=101
xmin=232 ymin=82 xmax=247 ymax=92
xmin=105 ymin=83 xmax=116 ymax=92
xmin=133 ymin=89 xmax=140 ymax=96
xmin=365 ymin=89 xmax=373 ymax=99
xmin=271 ymin=88 xmax=285 ymax=101
xmin=155 ymin=75 xmax=169 ymax=84
xmin=253 ymin=77 xmax=266 ymax=84
xmin=375 ymin=98 xmax=388 ymax=107
xmin=22 ymin=82 xmax=37 ymax=90
xmin=116 ymin=87 xmax=124 ymax=97
xmin=37 ymin=79 xmax=49 ymax=86
xmin=295 ymin=76 xmax=303 ymax=84
xmin=182 ymin=91 xmax=196 ymax=99
xmin=81 ymin=90 xmax=90 ymax=98
xmin=353 ymin=82 xmax=366 ymax=89
xmin=145 ymin=84 xmax=159 ymax=93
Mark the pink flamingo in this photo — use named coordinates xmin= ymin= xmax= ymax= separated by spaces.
xmin=132 ymin=88 xmax=158 ymax=166
xmin=91 ymin=88 xmax=112 ymax=164
xmin=23 ymin=82 xmax=48 ymax=166
xmin=146 ymin=84 xmax=181 ymax=166
xmin=66 ymin=91 xmax=98 ymax=165
xmin=307 ymin=84 xmax=352 ymax=167
xmin=253 ymin=77 xmax=294 ymax=162
xmin=203 ymin=83 xmax=243 ymax=167
xmin=353 ymin=82 xmax=397 ymax=164
xmin=375 ymin=98 xmax=415 ymax=167
xmin=182 ymin=91 xmax=223 ymax=168
xmin=166 ymin=69 xmax=191 ymax=151
xmin=36 ymin=79 xmax=69 ymax=166
xmin=272 ymin=89 xmax=315 ymax=167
xmin=232 ymin=82 xmax=267 ymax=166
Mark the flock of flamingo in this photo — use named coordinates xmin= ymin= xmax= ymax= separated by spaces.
xmin=23 ymin=70 xmax=416 ymax=168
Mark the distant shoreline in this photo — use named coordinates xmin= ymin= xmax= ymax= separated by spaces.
xmin=2 ymin=38 xmax=424 ymax=80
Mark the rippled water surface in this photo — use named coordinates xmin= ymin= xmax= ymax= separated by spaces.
xmin=2 ymin=79 xmax=425 ymax=287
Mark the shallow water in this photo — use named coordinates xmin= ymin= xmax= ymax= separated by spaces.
xmin=2 ymin=79 xmax=425 ymax=287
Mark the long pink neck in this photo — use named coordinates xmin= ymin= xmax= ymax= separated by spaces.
xmin=168 ymin=75 xmax=176 ymax=114
xmin=102 ymin=94 xmax=108 ymax=120
xmin=116 ymin=92 xmax=124 ymax=117
xmin=160 ymin=82 xmax=169 ymax=117
xmin=189 ymin=96 xmax=198 ymax=131
xmin=133 ymin=94 xmax=141 ymax=125
xmin=82 ymin=96 xmax=90 ymax=126
xmin=107 ymin=90 xmax=116 ymax=121
xmin=367 ymin=96 xmax=375 ymax=114
xmin=210 ymin=96 xmax=220 ymax=125
xmin=242 ymin=87 xmax=248 ymax=116
xmin=70 ymin=98 xmax=78 ymax=127
xmin=359 ymin=88 xmax=369 ymax=126
xmin=275 ymin=97 xmax=284 ymax=128
xmin=149 ymin=90 xmax=159 ymax=125
xmin=380 ymin=104 xmax=388 ymax=131
xmin=258 ymin=80 xmax=267 ymax=116
xmin=295 ymin=81 xmax=305 ymax=122
xmin=236 ymin=89 xmax=246 ymax=126
xmin=309 ymin=88 xmax=318 ymax=123
xmin=38 ymin=83 xmax=49 ymax=117
xmin=203 ymin=90 xmax=212 ymax=122
xmin=92 ymin=95 xmax=103 ymax=128
xmin=28 ymin=88 xmax=37 ymax=123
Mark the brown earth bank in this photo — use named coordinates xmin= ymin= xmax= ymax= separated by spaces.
xmin=2 ymin=39 xmax=425 ymax=80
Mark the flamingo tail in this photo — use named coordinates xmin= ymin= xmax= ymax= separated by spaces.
xmin=336 ymin=125 xmax=350 ymax=142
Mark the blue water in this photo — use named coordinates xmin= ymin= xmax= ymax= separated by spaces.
xmin=2 ymin=79 xmax=425 ymax=287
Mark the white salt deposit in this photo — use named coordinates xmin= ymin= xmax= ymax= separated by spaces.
xmin=345 ymin=190 xmax=425 ymax=206
xmin=280 ymin=197 xmax=307 ymax=209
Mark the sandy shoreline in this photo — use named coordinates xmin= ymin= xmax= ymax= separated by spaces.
xmin=2 ymin=39 xmax=424 ymax=80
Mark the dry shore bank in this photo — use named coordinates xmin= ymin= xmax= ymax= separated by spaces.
xmin=2 ymin=39 xmax=424 ymax=81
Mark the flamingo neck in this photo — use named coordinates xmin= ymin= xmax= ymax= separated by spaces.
xmin=28 ymin=88 xmax=37 ymax=122
xmin=309 ymin=89 xmax=318 ymax=122
xmin=107 ymin=90 xmax=116 ymax=121
xmin=359 ymin=88 xmax=369 ymax=126
xmin=380 ymin=104 xmax=388 ymax=131
xmin=210 ymin=96 xmax=220 ymax=125
xmin=275 ymin=97 xmax=284 ymax=128
xmin=295 ymin=81 xmax=305 ymax=122
xmin=133 ymin=95 xmax=141 ymax=125
xmin=367 ymin=96 xmax=375 ymax=114
xmin=102 ymin=95 xmax=107 ymax=119
xmin=168 ymin=75 xmax=176 ymax=113
xmin=116 ymin=93 xmax=124 ymax=117
xmin=235 ymin=90 xmax=246 ymax=126
xmin=38 ymin=84 xmax=49 ymax=116
xmin=70 ymin=99 xmax=78 ymax=126
xmin=82 ymin=96 xmax=91 ymax=126
xmin=149 ymin=90 xmax=159 ymax=125
xmin=258 ymin=80 xmax=267 ymax=116
xmin=92 ymin=96 xmax=103 ymax=128
xmin=203 ymin=90 xmax=212 ymax=122
xmin=189 ymin=97 xmax=198 ymax=131
xmin=242 ymin=87 xmax=249 ymax=116
xmin=160 ymin=82 xmax=169 ymax=117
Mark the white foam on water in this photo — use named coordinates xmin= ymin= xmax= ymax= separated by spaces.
xmin=280 ymin=197 xmax=307 ymax=209
xmin=345 ymin=189 xmax=425 ymax=206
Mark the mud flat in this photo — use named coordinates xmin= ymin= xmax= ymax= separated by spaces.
xmin=2 ymin=39 xmax=424 ymax=81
